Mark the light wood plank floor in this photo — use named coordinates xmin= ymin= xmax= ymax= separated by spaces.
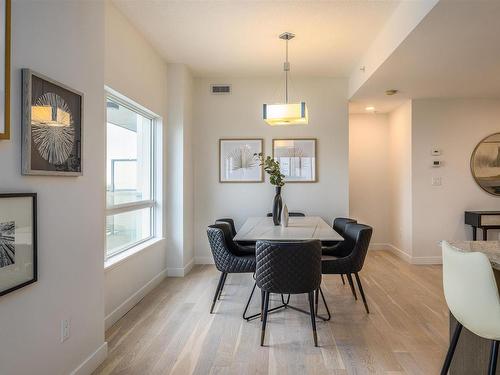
xmin=94 ymin=251 xmax=448 ymax=375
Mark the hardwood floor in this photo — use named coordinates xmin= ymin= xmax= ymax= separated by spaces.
xmin=94 ymin=251 xmax=447 ymax=375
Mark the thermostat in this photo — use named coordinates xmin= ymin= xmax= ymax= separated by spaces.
xmin=431 ymin=148 xmax=442 ymax=156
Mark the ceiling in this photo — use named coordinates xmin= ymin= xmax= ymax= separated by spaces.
xmin=351 ymin=0 xmax=500 ymax=113
xmin=113 ymin=0 xmax=400 ymax=77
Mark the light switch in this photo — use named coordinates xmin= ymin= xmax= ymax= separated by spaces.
xmin=432 ymin=177 xmax=442 ymax=186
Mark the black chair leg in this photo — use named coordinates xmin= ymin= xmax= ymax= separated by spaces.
xmin=340 ymin=274 xmax=346 ymax=285
xmin=217 ymin=273 xmax=228 ymax=300
xmin=242 ymin=281 xmax=257 ymax=319
xmin=354 ymin=273 xmax=369 ymax=314
xmin=260 ymin=290 xmax=265 ymax=321
xmin=210 ymin=272 xmax=226 ymax=314
xmin=314 ymin=289 xmax=319 ymax=314
xmin=489 ymin=340 xmax=499 ymax=375
xmin=261 ymin=292 xmax=270 ymax=346
xmin=317 ymin=286 xmax=331 ymax=321
xmin=308 ymin=292 xmax=318 ymax=347
xmin=440 ymin=322 xmax=463 ymax=375
xmin=346 ymin=274 xmax=357 ymax=300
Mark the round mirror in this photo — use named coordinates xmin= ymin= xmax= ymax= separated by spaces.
xmin=471 ymin=132 xmax=500 ymax=196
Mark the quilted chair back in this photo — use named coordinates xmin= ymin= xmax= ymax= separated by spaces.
xmin=333 ymin=217 xmax=357 ymax=236
xmin=343 ymin=223 xmax=373 ymax=273
xmin=255 ymin=240 xmax=322 ymax=294
xmin=207 ymin=224 xmax=256 ymax=273
xmin=215 ymin=218 xmax=237 ymax=238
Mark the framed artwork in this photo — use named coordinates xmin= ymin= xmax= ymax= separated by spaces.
xmin=219 ymin=138 xmax=263 ymax=183
xmin=22 ymin=69 xmax=83 ymax=176
xmin=0 ymin=0 xmax=11 ymax=139
xmin=0 ymin=193 xmax=37 ymax=297
xmin=471 ymin=132 xmax=500 ymax=195
xmin=273 ymin=138 xmax=317 ymax=182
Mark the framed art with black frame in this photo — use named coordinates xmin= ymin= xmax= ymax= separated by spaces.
xmin=22 ymin=69 xmax=83 ymax=176
xmin=0 ymin=193 xmax=37 ymax=297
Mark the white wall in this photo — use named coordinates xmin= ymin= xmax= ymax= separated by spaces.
xmin=411 ymin=99 xmax=500 ymax=261
xmin=0 ymin=1 xmax=106 ymax=374
xmin=104 ymin=1 xmax=168 ymax=329
xmin=389 ymin=101 xmax=413 ymax=259
xmin=166 ymin=64 xmax=194 ymax=275
xmin=193 ymin=77 xmax=349 ymax=262
xmin=349 ymin=114 xmax=391 ymax=245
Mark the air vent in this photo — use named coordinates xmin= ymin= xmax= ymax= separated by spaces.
xmin=210 ymin=84 xmax=231 ymax=94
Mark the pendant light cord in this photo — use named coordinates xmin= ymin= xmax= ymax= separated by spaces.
xmin=284 ymin=38 xmax=289 ymax=104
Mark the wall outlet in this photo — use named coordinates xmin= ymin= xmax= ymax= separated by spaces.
xmin=432 ymin=177 xmax=442 ymax=186
xmin=61 ymin=319 xmax=70 ymax=342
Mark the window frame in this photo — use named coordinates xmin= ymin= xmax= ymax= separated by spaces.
xmin=105 ymin=89 xmax=159 ymax=260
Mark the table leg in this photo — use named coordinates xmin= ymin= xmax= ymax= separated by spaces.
xmin=483 ymin=228 xmax=488 ymax=241
xmin=473 ymin=227 xmax=477 ymax=241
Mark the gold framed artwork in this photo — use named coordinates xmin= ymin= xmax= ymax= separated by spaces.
xmin=273 ymin=138 xmax=317 ymax=182
xmin=470 ymin=132 xmax=500 ymax=196
xmin=219 ymin=138 xmax=264 ymax=183
xmin=0 ymin=0 xmax=11 ymax=139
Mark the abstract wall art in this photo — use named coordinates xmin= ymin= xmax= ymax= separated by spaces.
xmin=219 ymin=138 xmax=263 ymax=182
xmin=273 ymin=138 xmax=317 ymax=182
xmin=0 ymin=193 xmax=37 ymax=297
xmin=22 ymin=69 xmax=83 ymax=176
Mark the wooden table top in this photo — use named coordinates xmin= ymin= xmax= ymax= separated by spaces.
xmin=233 ymin=216 xmax=343 ymax=242
xmin=448 ymin=241 xmax=500 ymax=270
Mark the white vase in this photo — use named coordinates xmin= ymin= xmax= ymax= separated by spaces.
xmin=281 ymin=204 xmax=289 ymax=228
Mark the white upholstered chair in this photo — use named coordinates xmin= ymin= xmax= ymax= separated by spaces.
xmin=441 ymin=241 xmax=500 ymax=375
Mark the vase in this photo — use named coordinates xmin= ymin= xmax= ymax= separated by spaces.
xmin=272 ymin=186 xmax=283 ymax=226
xmin=281 ymin=204 xmax=289 ymax=228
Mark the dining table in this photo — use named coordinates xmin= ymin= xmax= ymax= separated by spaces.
xmin=234 ymin=216 xmax=343 ymax=242
xmin=234 ymin=216 xmax=342 ymax=322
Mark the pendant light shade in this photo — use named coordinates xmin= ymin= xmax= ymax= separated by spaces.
xmin=263 ymin=32 xmax=308 ymax=126
xmin=263 ymin=102 xmax=308 ymax=126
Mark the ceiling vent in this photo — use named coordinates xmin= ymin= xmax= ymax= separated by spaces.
xmin=210 ymin=84 xmax=231 ymax=94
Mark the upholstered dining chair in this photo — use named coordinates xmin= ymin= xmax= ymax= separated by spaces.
xmin=206 ymin=223 xmax=256 ymax=315
xmin=321 ymin=223 xmax=373 ymax=314
xmin=215 ymin=218 xmax=255 ymax=249
xmin=266 ymin=212 xmax=306 ymax=217
xmin=440 ymin=241 xmax=500 ymax=375
xmin=322 ymin=218 xmax=358 ymax=285
xmin=255 ymin=240 xmax=322 ymax=347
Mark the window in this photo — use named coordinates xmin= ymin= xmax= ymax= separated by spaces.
xmin=105 ymin=92 xmax=158 ymax=259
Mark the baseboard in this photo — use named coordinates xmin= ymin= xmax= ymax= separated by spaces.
xmin=70 ymin=342 xmax=108 ymax=375
xmin=369 ymin=243 xmax=391 ymax=251
xmin=386 ymin=243 xmax=412 ymax=263
xmin=195 ymin=256 xmax=214 ymax=265
xmin=167 ymin=258 xmax=194 ymax=277
xmin=104 ymin=268 xmax=167 ymax=330
xmin=411 ymin=255 xmax=442 ymax=265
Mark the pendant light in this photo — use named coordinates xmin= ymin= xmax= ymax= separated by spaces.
xmin=263 ymin=32 xmax=308 ymax=126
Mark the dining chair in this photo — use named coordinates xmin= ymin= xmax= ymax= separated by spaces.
xmin=255 ymin=240 xmax=322 ymax=347
xmin=321 ymin=223 xmax=373 ymax=314
xmin=440 ymin=241 xmax=500 ymax=375
xmin=215 ymin=218 xmax=255 ymax=249
xmin=206 ymin=223 xmax=257 ymax=315
xmin=266 ymin=212 xmax=306 ymax=217
xmin=322 ymin=218 xmax=358 ymax=285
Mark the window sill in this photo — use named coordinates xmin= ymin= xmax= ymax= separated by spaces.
xmin=104 ymin=237 xmax=165 ymax=271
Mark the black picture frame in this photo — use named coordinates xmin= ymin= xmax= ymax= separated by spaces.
xmin=0 ymin=193 xmax=37 ymax=297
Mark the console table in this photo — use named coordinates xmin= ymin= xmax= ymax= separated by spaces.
xmin=464 ymin=211 xmax=500 ymax=240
